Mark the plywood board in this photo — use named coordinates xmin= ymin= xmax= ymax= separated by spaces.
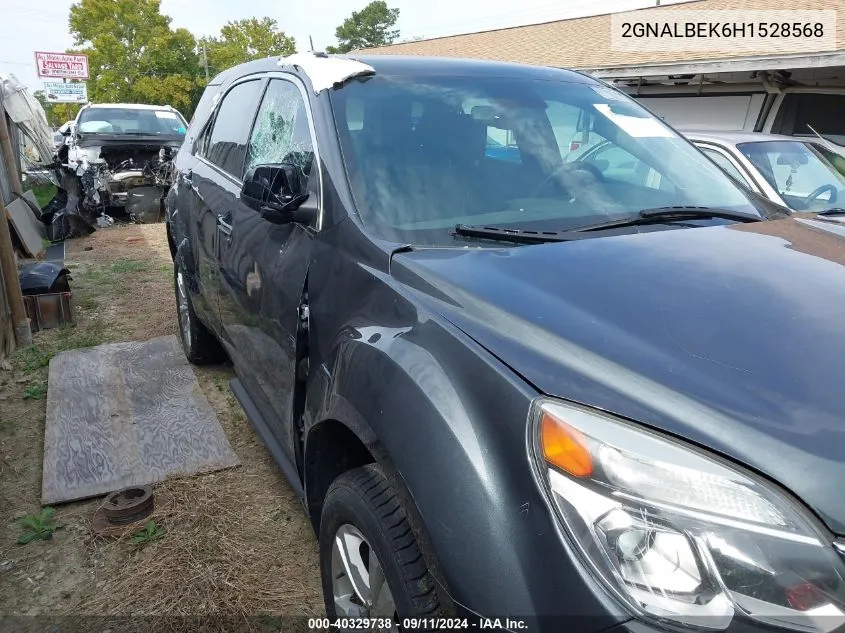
xmin=21 ymin=190 xmax=42 ymax=218
xmin=42 ymin=335 xmax=240 ymax=505
xmin=7 ymin=197 xmax=45 ymax=258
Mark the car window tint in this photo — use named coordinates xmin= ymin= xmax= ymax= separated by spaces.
xmin=246 ymin=79 xmax=315 ymax=191
xmin=585 ymin=142 xmax=670 ymax=191
xmin=463 ymin=98 xmax=522 ymax=164
xmin=77 ymin=108 xmax=187 ymax=135
xmin=699 ymin=148 xmax=751 ymax=188
xmin=546 ymin=101 xmax=584 ymax=155
xmin=206 ymin=80 xmax=263 ymax=179
xmin=329 ymin=75 xmax=756 ymax=244
xmin=812 ymin=143 xmax=845 ymax=178
xmin=738 ymin=140 xmax=845 ymax=211
xmin=194 ymin=121 xmax=212 ymax=157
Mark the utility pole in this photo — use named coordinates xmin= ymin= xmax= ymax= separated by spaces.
xmin=309 ymin=36 xmax=315 ymax=52
xmin=201 ymin=39 xmax=210 ymax=83
xmin=0 ymin=103 xmax=31 ymax=348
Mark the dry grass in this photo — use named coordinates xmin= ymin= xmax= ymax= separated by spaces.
xmin=84 ymin=472 xmax=320 ymax=618
xmin=0 ymin=223 xmax=322 ymax=627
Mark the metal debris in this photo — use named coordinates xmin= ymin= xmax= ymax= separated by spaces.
xmin=19 ymin=262 xmax=71 ymax=295
xmin=96 ymin=214 xmax=114 ymax=228
xmin=125 ymin=186 xmax=163 ymax=224
xmin=98 ymin=486 xmax=155 ymax=526
xmin=62 ymin=139 xmax=177 ymax=224
xmin=92 ymin=487 xmax=157 ymax=536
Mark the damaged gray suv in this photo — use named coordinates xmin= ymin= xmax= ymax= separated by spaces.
xmin=166 ymin=52 xmax=845 ymax=633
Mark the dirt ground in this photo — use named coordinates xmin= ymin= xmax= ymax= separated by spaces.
xmin=0 ymin=224 xmax=323 ymax=631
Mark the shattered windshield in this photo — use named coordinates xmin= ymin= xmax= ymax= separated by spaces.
xmin=330 ymin=75 xmax=758 ymax=245
xmin=77 ymin=107 xmax=187 ymax=136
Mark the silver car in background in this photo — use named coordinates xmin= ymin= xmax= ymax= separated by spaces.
xmin=685 ymin=131 xmax=845 ymax=213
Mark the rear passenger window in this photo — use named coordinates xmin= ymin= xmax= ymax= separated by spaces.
xmin=462 ymin=99 xmax=521 ymax=163
xmin=246 ymin=79 xmax=315 ymax=192
xmin=205 ymin=80 xmax=263 ymax=179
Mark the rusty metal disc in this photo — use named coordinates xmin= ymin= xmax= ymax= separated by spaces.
xmin=101 ymin=485 xmax=154 ymax=525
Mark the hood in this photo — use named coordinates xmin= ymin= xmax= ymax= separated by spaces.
xmin=392 ymin=218 xmax=845 ymax=534
xmin=77 ymin=135 xmax=183 ymax=148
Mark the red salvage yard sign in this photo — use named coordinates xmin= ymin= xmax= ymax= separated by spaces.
xmin=34 ymin=52 xmax=89 ymax=80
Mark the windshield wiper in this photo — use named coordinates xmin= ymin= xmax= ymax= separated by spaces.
xmin=572 ymin=206 xmax=762 ymax=232
xmin=453 ymin=224 xmax=588 ymax=243
xmin=453 ymin=206 xmax=761 ymax=245
xmin=817 ymin=208 xmax=845 ymax=216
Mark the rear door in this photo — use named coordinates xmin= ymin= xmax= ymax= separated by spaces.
xmin=190 ymin=78 xmax=265 ymax=331
xmin=216 ymin=75 xmax=320 ymax=461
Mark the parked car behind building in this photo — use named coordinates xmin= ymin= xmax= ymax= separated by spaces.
xmin=166 ymin=52 xmax=845 ymax=633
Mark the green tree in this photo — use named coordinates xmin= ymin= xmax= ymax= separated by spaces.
xmin=326 ymin=1 xmax=400 ymax=53
xmin=203 ymin=18 xmax=296 ymax=77
xmin=68 ymin=0 xmax=199 ymax=115
xmin=33 ymin=91 xmax=59 ymax=128
xmin=32 ymin=91 xmax=81 ymax=128
xmin=52 ymin=103 xmax=84 ymax=126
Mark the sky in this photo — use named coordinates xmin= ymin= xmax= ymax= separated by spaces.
xmin=0 ymin=0 xmax=684 ymax=92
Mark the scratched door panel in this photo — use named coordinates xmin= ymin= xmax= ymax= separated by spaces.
xmin=218 ymin=77 xmax=318 ymax=459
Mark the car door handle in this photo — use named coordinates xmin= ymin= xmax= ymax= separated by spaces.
xmin=217 ymin=212 xmax=233 ymax=236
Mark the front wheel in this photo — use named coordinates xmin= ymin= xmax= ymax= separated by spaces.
xmin=319 ymin=464 xmax=443 ymax=629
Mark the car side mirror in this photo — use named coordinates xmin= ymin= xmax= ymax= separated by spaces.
xmin=241 ymin=163 xmax=314 ymax=225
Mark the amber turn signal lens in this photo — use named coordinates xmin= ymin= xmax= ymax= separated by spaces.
xmin=540 ymin=411 xmax=593 ymax=477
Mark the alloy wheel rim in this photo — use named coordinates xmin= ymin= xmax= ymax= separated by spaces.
xmin=331 ymin=523 xmax=399 ymax=631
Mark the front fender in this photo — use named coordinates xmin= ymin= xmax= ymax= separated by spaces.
xmin=304 ymin=310 xmax=622 ymax=626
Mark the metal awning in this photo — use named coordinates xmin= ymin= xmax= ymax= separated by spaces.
xmin=582 ymin=50 xmax=845 ymax=79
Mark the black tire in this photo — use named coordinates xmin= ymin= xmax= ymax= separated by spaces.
xmin=319 ymin=464 xmax=442 ymax=625
xmin=173 ymin=261 xmax=225 ymax=365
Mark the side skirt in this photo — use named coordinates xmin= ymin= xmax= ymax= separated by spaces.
xmin=229 ymin=377 xmax=305 ymax=502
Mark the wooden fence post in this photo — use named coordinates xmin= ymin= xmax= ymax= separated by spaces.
xmin=0 ymin=99 xmax=31 ymax=348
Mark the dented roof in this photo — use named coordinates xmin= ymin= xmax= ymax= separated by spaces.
xmin=280 ymin=53 xmax=376 ymax=93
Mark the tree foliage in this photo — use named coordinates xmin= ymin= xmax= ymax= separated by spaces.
xmin=326 ymin=1 xmax=400 ymax=54
xmin=33 ymin=91 xmax=59 ymax=128
xmin=64 ymin=1 xmax=297 ymax=118
xmin=68 ymin=0 xmax=200 ymax=115
xmin=203 ymin=18 xmax=296 ymax=77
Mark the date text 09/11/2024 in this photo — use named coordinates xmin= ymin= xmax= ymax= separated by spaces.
xmin=307 ymin=617 xmax=529 ymax=630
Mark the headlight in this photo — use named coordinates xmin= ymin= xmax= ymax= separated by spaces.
xmin=529 ymin=400 xmax=845 ymax=632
